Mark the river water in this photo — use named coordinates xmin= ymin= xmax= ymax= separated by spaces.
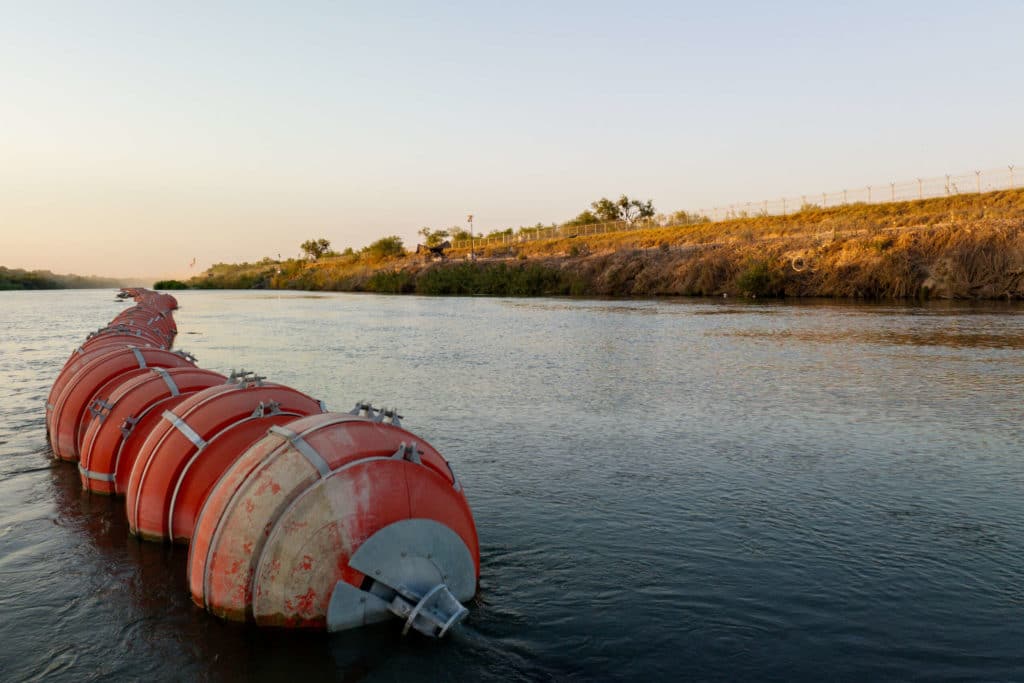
xmin=0 ymin=290 xmax=1021 ymax=681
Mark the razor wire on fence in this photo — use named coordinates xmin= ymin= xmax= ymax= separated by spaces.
xmin=449 ymin=164 xmax=1018 ymax=251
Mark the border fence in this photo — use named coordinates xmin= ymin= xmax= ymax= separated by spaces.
xmin=450 ymin=164 xmax=1018 ymax=250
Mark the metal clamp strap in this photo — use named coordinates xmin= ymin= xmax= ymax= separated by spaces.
xmin=161 ymin=410 xmax=207 ymax=449
xmin=268 ymin=425 xmax=331 ymax=477
xmin=153 ymin=367 xmax=180 ymax=396
xmin=78 ymin=463 xmax=116 ymax=482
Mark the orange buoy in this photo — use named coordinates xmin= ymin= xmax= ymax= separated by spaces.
xmin=49 ymin=347 xmax=197 ymax=461
xmin=112 ymin=394 xmax=189 ymax=495
xmin=126 ymin=375 xmax=325 ymax=543
xmin=78 ymin=367 xmax=227 ymax=495
xmin=76 ymin=324 xmax=170 ymax=351
xmin=48 ymin=342 xmax=160 ymax=433
xmin=111 ymin=308 xmax=177 ymax=338
xmin=187 ymin=412 xmax=478 ymax=635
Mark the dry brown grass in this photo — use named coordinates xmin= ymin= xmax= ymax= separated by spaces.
xmin=191 ymin=188 xmax=1024 ymax=299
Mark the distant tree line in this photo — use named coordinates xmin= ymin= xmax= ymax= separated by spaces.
xmin=0 ymin=266 xmax=123 ymax=290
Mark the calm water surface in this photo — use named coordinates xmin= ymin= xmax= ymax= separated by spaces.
xmin=0 ymin=290 xmax=1022 ymax=681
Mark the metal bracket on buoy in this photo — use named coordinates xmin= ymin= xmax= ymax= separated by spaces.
xmin=390 ymin=583 xmax=469 ymax=638
xmin=87 ymin=398 xmax=115 ymax=422
xmin=250 ymin=400 xmax=282 ymax=418
xmin=349 ymin=402 xmax=403 ymax=427
xmin=390 ymin=441 xmax=421 ymax=465
xmin=173 ymin=350 xmax=197 ymax=364
xmin=326 ymin=519 xmax=475 ymax=637
xmin=446 ymin=462 xmax=463 ymax=492
xmin=120 ymin=416 xmax=140 ymax=439
xmin=227 ymin=369 xmax=265 ymax=386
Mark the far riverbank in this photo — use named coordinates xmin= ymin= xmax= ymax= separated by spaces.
xmin=180 ymin=190 xmax=1024 ymax=300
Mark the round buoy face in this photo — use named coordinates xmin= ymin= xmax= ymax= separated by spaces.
xmin=126 ymin=382 xmax=324 ymax=542
xmin=78 ymin=368 xmax=226 ymax=495
xmin=249 ymin=457 xmax=478 ymax=629
xmin=49 ymin=347 xmax=196 ymax=461
xmin=189 ymin=415 xmax=419 ymax=613
xmin=189 ymin=415 xmax=477 ymax=629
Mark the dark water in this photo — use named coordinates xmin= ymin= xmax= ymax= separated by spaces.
xmin=1 ymin=290 xmax=1022 ymax=682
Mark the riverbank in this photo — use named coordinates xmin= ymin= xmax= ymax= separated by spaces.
xmin=183 ymin=189 xmax=1024 ymax=299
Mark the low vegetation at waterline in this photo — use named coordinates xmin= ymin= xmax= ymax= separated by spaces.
xmin=152 ymin=279 xmax=189 ymax=290
xmin=179 ymin=189 xmax=1024 ymax=299
xmin=0 ymin=266 xmax=124 ymax=291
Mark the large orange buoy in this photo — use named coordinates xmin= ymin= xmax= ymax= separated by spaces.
xmin=112 ymin=394 xmax=189 ymax=494
xmin=48 ymin=342 xmax=160 ymax=434
xmin=187 ymin=412 xmax=478 ymax=635
xmin=126 ymin=375 xmax=325 ymax=543
xmin=75 ymin=324 xmax=170 ymax=352
xmin=78 ymin=367 xmax=227 ymax=495
xmin=111 ymin=308 xmax=177 ymax=339
xmin=49 ymin=347 xmax=197 ymax=461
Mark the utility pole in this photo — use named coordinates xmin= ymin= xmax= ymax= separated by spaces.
xmin=890 ymin=182 xmax=895 ymax=201
xmin=867 ymin=185 xmax=872 ymax=203
xmin=1010 ymin=165 xmax=1016 ymax=189
xmin=976 ymin=170 xmax=982 ymax=193
xmin=467 ymin=214 xmax=474 ymax=260
xmin=917 ymin=178 xmax=923 ymax=200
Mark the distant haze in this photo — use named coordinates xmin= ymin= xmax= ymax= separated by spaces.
xmin=1 ymin=1 xmax=1021 ymax=280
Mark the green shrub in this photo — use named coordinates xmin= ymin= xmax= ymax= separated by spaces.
xmin=735 ymin=259 xmax=787 ymax=298
xmin=153 ymin=279 xmax=189 ymax=289
xmin=366 ymin=270 xmax=415 ymax=294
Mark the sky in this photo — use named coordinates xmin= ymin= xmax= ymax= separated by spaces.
xmin=1 ymin=1 xmax=1022 ymax=280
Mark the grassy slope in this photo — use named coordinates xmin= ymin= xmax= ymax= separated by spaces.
xmin=187 ymin=189 xmax=1024 ymax=299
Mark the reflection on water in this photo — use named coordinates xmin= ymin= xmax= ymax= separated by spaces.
xmin=1 ymin=290 xmax=1022 ymax=681
xmin=722 ymin=328 xmax=1024 ymax=349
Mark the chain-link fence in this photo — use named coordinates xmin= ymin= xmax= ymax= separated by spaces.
xmin=450 ymin=164 xmax=1018 ymax=250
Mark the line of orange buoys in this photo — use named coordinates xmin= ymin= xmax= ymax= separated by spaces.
xmin=45 ymin=288 xmax=480 ymax=637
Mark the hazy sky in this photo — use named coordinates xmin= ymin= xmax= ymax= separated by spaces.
xmin=2 ymin=1 xmax=1022 ymax=279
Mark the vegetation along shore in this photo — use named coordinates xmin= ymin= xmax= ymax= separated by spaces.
xmin=0 ymin=267 xmax=124 ymax=291
xmin=173 ymin=189 xmax=1024 ymax=300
